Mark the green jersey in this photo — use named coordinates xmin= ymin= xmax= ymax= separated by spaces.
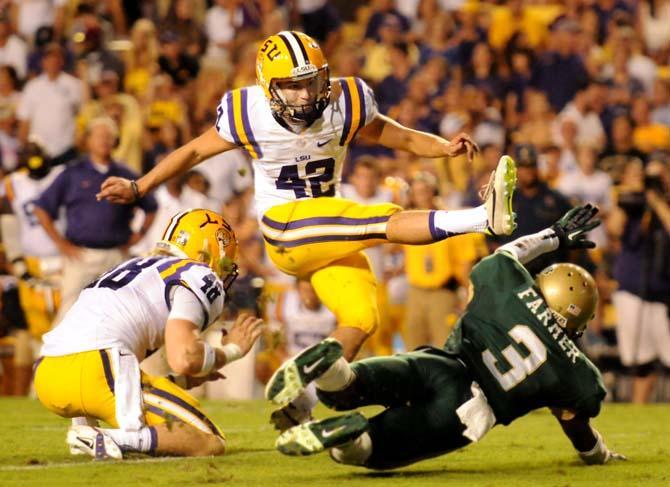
xmin=444 ymin=252 xmax=606 ymax=425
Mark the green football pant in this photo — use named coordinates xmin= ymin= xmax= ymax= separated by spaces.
xmin=317 ymin=349 xmax=473 ymax=469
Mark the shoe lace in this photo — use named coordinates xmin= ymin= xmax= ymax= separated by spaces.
xmin=478 ymin=170 xmax=495 ymax=201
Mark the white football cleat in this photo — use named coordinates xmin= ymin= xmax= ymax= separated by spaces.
xmin=483 ymin=155 xmax=517 ymax=236
xmin=66 ymin=425 xmax=123 ymax=460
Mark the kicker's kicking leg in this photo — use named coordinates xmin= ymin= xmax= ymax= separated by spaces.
xmin=385 ymin=155 xmax=517 ymax=243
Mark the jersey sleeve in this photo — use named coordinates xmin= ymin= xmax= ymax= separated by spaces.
xmin=471 ymin=252 xmax=535 ymax=293
xmin=168 ymin=285 xmax=206 ymax=328
xmin=162 ymin=260 xmax=225 ymax=331
xmin=571 ymin=356 xmax=607 ymax=418
xmin=214 ymin=88 xmax=263 ymax=160
xmin=214 ymin=91 xmax=238 ymax=145
xmin=338 ymin=77 xmax=379 ymax=146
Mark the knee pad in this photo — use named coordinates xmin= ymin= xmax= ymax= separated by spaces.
xmin=330 ymin=432 xmax=372 ymax=466
xmin=632 ymin=361 xmax=657 ymax=378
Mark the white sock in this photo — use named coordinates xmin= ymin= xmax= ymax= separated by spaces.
xmin=331 ymin=432 xmax=372 ymax=465
xmin=292 ymin=383 xmax=319 ymax=412
xmin=100 ymin=426 xmax=156 ymax=453
xmin=430 ymin=206 xmax=488 ymax=240
xmin=71 ymin=417 xmax=98 ymax=427
xmin=315 ymin=357 xmax=354 ymax=392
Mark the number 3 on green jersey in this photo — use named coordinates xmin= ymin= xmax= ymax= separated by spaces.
xmin=482 ymin=325 xmax=548 ymax=391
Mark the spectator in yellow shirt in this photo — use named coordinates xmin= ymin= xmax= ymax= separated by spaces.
xmin=402 ymin=172 xmax=486 ymax=350
xmin=488 ymin=0 xmax=560 ymax=50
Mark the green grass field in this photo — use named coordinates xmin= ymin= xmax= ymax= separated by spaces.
xmin=0 ymin=399 xmax=668 ymax=487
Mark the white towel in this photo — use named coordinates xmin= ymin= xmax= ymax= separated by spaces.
xmin=456 ymin=381 xmax=497 ymax=443
xmin=110 ymin=347 xmax=145 ymax=431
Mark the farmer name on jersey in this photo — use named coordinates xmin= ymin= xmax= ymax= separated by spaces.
xmin=516 ymin=286 xmax=581 ymax=364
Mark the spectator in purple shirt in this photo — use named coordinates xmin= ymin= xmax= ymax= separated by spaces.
xmin=364 ymin=0 xmax=410 ymax=42
xmin=34 ymin=117 xmax=157 ymax=321
xmin=532 ymin=18 xmax=589 ymax=112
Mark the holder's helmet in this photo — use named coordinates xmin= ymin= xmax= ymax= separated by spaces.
xmin=156 ymin=209 xmax=239 ymax=291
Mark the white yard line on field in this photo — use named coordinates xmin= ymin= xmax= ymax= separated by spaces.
xmin=22 ymin=425 xmax=271 ymax=433
xmin=0 ymin=456 xmax=195 ymax=471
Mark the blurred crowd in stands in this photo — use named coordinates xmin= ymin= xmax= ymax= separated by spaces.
xmin=0 ymin=0 xmax=668 ymax=403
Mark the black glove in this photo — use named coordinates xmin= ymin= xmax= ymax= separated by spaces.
xmin=551 ymin=204 xmax=601 ymax=250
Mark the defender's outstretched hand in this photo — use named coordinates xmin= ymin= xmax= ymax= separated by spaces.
xmin=580 ymin=445 xmax=627 ymax=465
xmin=96 ymin=176 xmax=135 ymax=204
xmin=551 ymin=204 xmax=601 ymax=250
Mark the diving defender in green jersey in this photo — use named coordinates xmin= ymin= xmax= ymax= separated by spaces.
xmin=270 ymin=204 xmax=626 ymax=470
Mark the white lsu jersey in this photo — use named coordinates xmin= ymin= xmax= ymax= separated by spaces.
xmin=41 ymin=255 xmax=225 ymax=359
xmin=2 ymin=167 xmax=65 ymax=257
xmin=273 ymin=288 xmax=336 ymax=355
xmin=214 ymin=77 xmax=378 ymax=217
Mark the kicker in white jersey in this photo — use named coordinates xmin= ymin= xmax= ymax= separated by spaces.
xmin=40 ymin=255 xmax=225 ymax=359
xmin=214 ymin=77 xmax=378 ymax=216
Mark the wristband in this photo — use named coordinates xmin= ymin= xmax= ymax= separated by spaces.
xmin=578 ymin=430 xmax=608 ymax=465
xmin=194 ymin=342 xmax=217 ymax=377
xmin=221 ymin=343 xmax=242 ymax=364
xmin=130 ymin=180 xmax=140 ymax=202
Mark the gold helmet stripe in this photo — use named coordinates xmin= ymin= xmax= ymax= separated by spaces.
xmin=163 ymin=209 xmax=190 ymax=241
xmin=277 ymin=30 xmax=306 ymax=67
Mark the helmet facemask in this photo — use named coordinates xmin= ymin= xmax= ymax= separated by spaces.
xmin=218 ymin=257 xmax=239 ymax=292
xmin=198 ymin=230 xmax=239 ymax=292
xmin=269 ymin=66 xmax=331 ymax=125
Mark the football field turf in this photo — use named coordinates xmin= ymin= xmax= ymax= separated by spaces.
xmin=0 ymin=398 xmax=668 ymax=486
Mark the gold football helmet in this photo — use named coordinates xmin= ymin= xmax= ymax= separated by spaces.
xmin=536 ymin=263 xmax=598 ymax=337
xmin=256 ymin=30 xmax=330 ymax=124
xmin=156 ymin=209 xmax=239 ymax=290
xmin=22 ymin=138 xmax=51 ymax=180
